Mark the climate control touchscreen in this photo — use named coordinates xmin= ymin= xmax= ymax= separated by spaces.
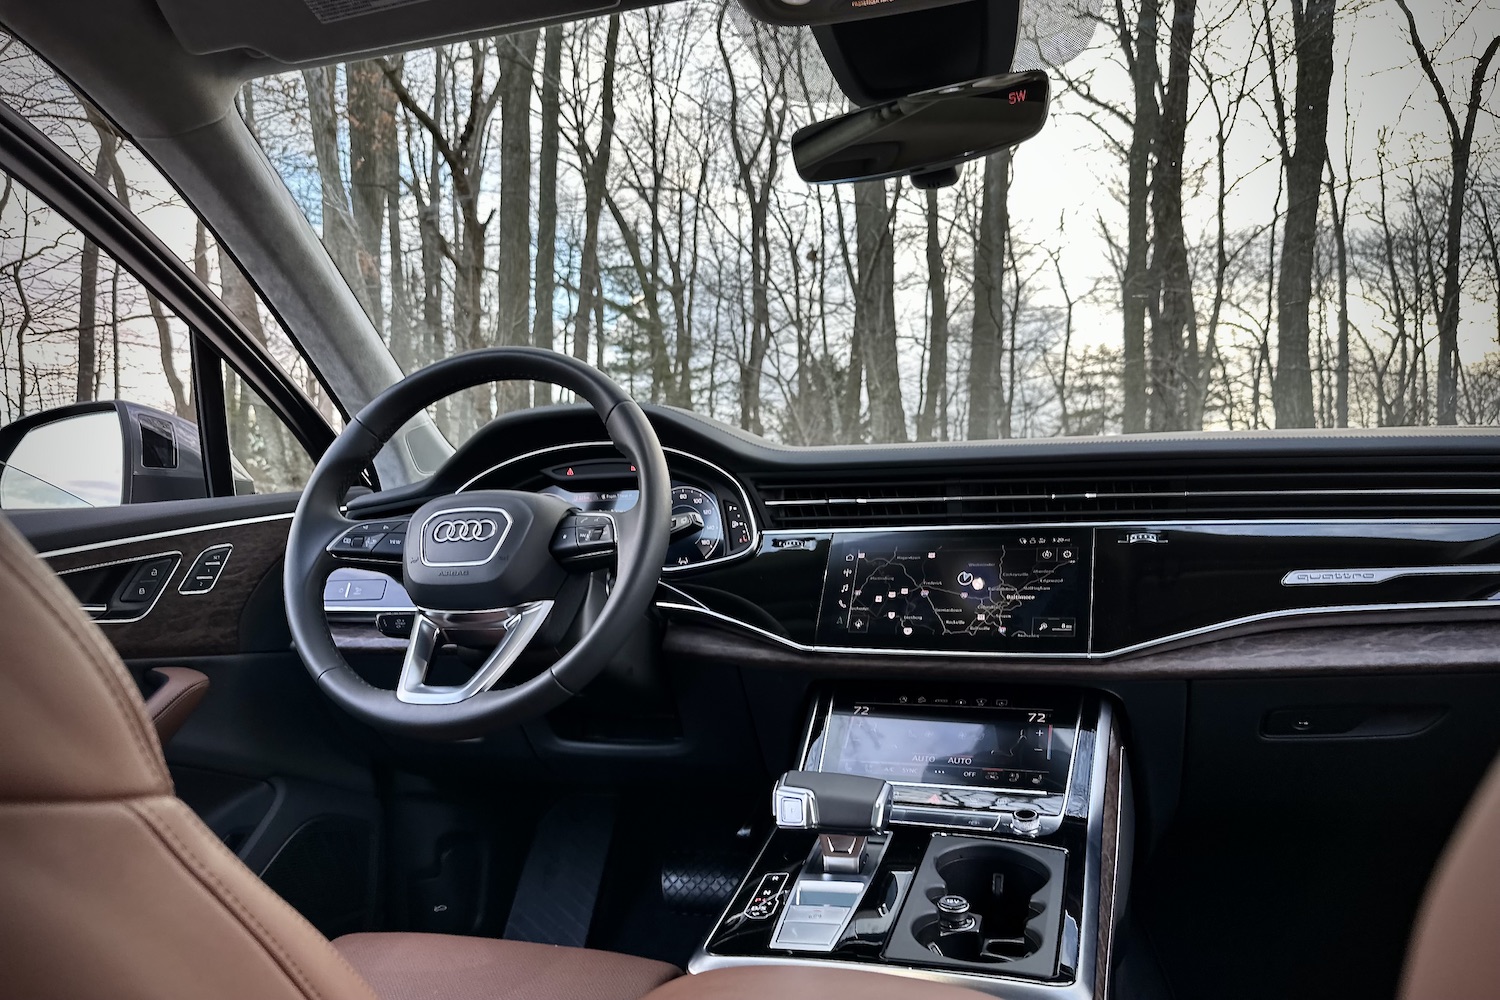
xmin=815 ymin=694 xmax=1077 ymax=795
xmin=815 ymin=530 xmax=1091 ymax=653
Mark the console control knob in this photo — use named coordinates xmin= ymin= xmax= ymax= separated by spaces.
xmin=936 ymin=894 xmax=972 ymax=932
xmin=1008 ymin=807 xmax=1043 ymax=837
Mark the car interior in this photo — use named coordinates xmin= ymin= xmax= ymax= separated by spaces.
xmin=1 ymin=1 xmax=1499 ymax=1000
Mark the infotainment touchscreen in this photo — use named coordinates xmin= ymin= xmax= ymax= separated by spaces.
xmin=815 ymin=530 xmax=1092 ymax=653
xmin=813 ymin=694 xmax=1077 ymax=795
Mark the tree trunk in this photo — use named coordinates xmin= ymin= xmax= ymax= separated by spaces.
xmin=1272 ymin=0 xmax=1336 ymax=429
xmin=346 ymin=58 xmax=396 ymax=335
xmin=917 ymin=189 xmax=949 ymax=441
xmin=532 ymin=26 xmax=564 ymax=405
xmin=301 ymin=66 xmax=373 ymax=318
xmin=496 ymin=29 xmax=539 ymax=412
xmin=967 ymin=150 xmax=1011 ymax=440
xmin=1325 ymin=160 xmax=1351 ymax=427
xmin=1147 ymin=0 xmax=1197 ymax=432
xmin=573 ymin=17 xmax=621 ymax=366
xmin=75 ymin=132 xmax=112 ymax=403
xmin=855 ymin=180 xmax=906 ymax=442
xmin=1121 ymin=0 xmax=1161 ymax=434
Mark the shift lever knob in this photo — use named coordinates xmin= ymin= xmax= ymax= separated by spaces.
xmin=772 ymin=770 xmax=893 ymax=834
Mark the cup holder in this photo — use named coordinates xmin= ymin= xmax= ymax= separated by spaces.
xmin=884 ymin=835 xmax=1067 ymax=979
xmin=912 ymin=844 xmax=1051 ymax=962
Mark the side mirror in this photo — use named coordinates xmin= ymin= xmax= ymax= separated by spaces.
xmin=792 ymin=70 xmax=1051 ymax=186
xmin=0 ymin=400 xmax=227 ymax=509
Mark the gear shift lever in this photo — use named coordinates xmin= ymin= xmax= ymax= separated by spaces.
xmin=772 ymin=770 xmax=893 ymax=874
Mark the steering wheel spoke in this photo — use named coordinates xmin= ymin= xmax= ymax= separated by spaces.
xmin=396 ymin=602 xmax=554 ymax=705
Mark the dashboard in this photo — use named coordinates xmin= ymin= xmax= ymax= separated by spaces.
xmin=331 ymin=405 xmax=1500 ymax=665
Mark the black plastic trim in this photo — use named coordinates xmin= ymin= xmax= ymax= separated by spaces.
xmin=191 ymin=336 xmax=235 ymax=497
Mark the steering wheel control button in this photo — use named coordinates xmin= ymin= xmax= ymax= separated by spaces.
xmin=552 ymin=513 xmax=617 ymax=568
xmin=331 ymin=527 xmax=386 ymax=557
xmin=743 ymin=872 xmax=789 ymax=920
xmin=373 ymin=531 xmax=407 ymax=557
xmin=179 ymin=544 xmax=233 ymax=595
xmin=376 ymin=612 xmax=415 ymax=639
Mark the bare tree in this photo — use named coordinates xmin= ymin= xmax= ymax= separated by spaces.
xmin=1394 ymin=0 xmax=1500 ymax=424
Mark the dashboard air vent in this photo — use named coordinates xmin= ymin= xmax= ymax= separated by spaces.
xmin=754 ymin=464 xmax=1500 ymax=529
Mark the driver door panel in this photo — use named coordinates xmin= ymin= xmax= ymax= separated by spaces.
xmin=14 ymin=495 xmax=298 ymax=658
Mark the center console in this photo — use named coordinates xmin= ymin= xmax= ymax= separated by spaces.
xmin=690 ymin=684 xmax=1127 ymax=999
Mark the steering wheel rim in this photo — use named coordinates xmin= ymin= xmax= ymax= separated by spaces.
xmin=283 ymin=347 xmax=671 ymax=741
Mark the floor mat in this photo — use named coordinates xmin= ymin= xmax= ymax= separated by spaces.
xmin=503 ymin=794 xmax=617 ymax=947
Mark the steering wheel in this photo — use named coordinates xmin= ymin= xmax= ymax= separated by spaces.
xmin=283 ymin=348 xmax=671 ymax=741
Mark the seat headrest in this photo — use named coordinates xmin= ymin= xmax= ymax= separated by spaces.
xmin=0 ymin=516 xmax=170 ymax=802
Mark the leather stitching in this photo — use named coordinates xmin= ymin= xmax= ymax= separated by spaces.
xmin=0 ymin=526 xmax=168 ymax=789
xmin=131 ymin=797 xmax=378 ymax=1000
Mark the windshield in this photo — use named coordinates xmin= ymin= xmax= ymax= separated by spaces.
xmin=247 ymin=1 xmax=1500 ymax=445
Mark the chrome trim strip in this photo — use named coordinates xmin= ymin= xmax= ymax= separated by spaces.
xmin=57 ymin=550 xmax=182 ymax=625
xmin=761 ymin=516 xmax=1500 ymax=534
xmin=455 ymin=441 xmax=761 ymax=574
xmin=761 ymin=487 xmax=1500 ymax=507
xmin=657 ymin=598 xmax=1500 ymax=660
xmin=36 ymin=512 xmax=293 ymax=560
xmin=1282 ymin=564 xmax=1500 ymax=586
xmin=395 ymin=601 xmax=553 ymax=705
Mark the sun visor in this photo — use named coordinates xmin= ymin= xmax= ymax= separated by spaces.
xmin=151 ymin=0 xmax=630 ymax=64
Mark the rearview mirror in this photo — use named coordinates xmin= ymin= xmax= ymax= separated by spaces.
xmin=792 ymin=70 xmax=1050 ymax=186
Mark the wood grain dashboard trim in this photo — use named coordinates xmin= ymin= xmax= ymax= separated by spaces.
xmin=663 ymin=614 xmax=1500 ymax=680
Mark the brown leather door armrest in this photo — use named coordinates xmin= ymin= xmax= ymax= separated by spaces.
xmin=142 ymin=667 xmax=209 ymax=744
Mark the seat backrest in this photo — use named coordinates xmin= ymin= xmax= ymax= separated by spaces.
xmin=1400 ymin=752 xmax=1500 ymax=1000
xmin=0 ymin=516 xmax=378 ymax=1000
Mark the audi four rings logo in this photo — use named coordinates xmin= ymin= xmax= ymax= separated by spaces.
xmin=431 ymin=518 xmax=498 ymax=543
